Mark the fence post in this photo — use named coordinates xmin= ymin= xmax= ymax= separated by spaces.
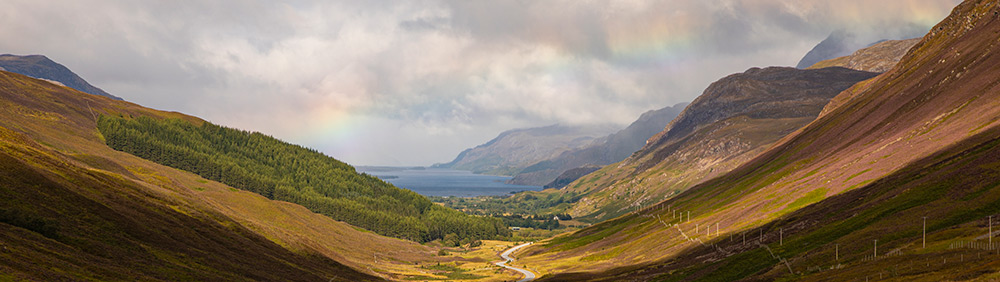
xmin=923 ymin=216 xmax=927 ymax=249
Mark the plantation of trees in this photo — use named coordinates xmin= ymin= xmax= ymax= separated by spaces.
xmin=97 ymin=115 xmax=510 ymax=242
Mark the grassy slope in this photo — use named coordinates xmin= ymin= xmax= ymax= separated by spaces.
xmin=0 ymin=70 xmax=468 ymax=280
xmin=520 ymin=0 xmax=1000 ymax=279
xmin=563 ymin=115 xmax=816 ymax=222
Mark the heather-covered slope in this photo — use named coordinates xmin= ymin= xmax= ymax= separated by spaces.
xmin=508 ymin=103 xmax=687 ymax=187
xmin=435 ymin=124 xmax=618 ymax=176
xmin=561 ymin=66 xmax=878 ymax=222
xmin=0 ymin=54 xmax=122 ymax=100
xmin=520 ymin=0 xmax=1000 ymax=279
xmin=809 ymin=38 xmax=921 ymax=72
xmin=0 ymin=71 xmax=469 ymax=280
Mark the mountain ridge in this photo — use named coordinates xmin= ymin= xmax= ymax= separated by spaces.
xmin=808 ymin=38 xmax=921 ymax=72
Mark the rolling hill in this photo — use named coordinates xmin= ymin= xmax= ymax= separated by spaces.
xmin=518 ymin=0 xmax=1000 ymax=280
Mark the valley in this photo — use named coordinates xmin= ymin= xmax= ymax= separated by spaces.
xmin=2 ymin=0 xmax=996 ymax=281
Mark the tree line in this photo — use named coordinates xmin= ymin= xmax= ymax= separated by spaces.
xmin=97 ymin=115 xmax=510 ymax=242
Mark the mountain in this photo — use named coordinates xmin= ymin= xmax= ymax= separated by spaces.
xmin=0 ymin=54 xmax=122 ymax=100
xmin=795 ymin=30 xmax=859 ymax=69
xmin=562 ymin=66 xmax=878 ymax=222
xmin=808 ymin=38 xmax=921 ymax=72
xmin=435 ymin=124 xmax=618 ymax=176
xmin=520 ymin=1 xmax=1000 ymax=280
xmin=0 ymin=70 xmax=508 ymax=280
xmin=508 ymin=103 xmax=687 ymax=187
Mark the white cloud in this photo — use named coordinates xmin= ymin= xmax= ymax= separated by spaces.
xmin=0 ymin=0 xmax=961 ymax=166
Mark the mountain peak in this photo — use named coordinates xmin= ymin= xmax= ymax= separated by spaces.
xmin=0 ymin=54 xmax=122 ymax=100
xmin=795 ymin=30 xmax=858 ymax=69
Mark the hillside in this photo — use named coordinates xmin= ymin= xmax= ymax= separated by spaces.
xmin=0 ymin=54 xmax=122 ymax=100
xmin=561 ymin=66 xmax=878 ymax=222
xmin=508 ymin=103 xmax=687 ymax=187
xmin=808 ymin=38 xmax=921 ymax=72
xmin=96 ymin=114 xmax=509 ymax=243
xmin=435 ymin=124 xmax=618 ymax=176
xmin=518 ymin=0 xmax=1000 ymax=280
xmin=0 ymin=70 xmax=513 ymax=281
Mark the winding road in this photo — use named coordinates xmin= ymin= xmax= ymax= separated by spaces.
xmin=496 ymin=242 xmax=536 ymax=282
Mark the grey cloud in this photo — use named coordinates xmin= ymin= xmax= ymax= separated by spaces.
xmin=400 ymin=16 xmax=451 ymax=31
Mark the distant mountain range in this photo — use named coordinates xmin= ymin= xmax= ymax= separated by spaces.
xmin=0 ymin=54 xmax=122 ymax=100
xmin=473 ymin=35 xmax=919 ymax=189
xmin=434 ymin=124 xmax=619 ymax=176
xmin=508 ymin=102 xmax=687 ymax=187
xmin=437 ymin=32 xmax=923 ymax=190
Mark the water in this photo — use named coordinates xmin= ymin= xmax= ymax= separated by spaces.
xmin=357 ymin=167 xmax=542 ymax=197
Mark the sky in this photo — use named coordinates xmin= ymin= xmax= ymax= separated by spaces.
xmin=0 ymin=0 xmax=960 ymax=166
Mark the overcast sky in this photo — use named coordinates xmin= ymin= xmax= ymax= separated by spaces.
xmin=0 ymin=0 xmax=960 ymax=166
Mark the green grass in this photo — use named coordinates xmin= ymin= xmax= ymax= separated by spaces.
xmin=844 ymin=169 xmax=871 ymax=182
xmin=779 ymin=187 xmax=828 ymax=214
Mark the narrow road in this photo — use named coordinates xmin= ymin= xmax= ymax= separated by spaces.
xmin=496 ymin=242 xmax=536 ymax=282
